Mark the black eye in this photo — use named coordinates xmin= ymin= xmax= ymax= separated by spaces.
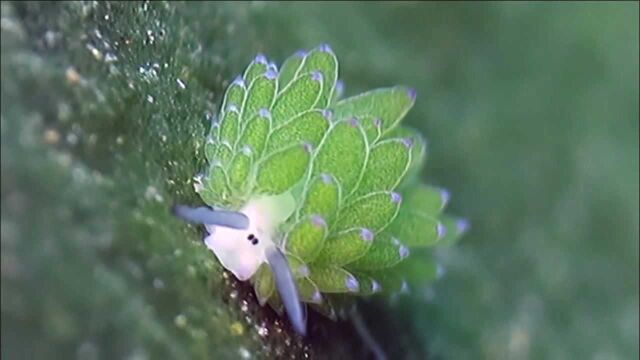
xmin=247 ymin=234 xmax=255 ymax=240
xmin=252 ymin=238 xmax=259 ymax=245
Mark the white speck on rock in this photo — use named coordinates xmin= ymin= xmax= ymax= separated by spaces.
xmin=144 ymin=186 xmax=163 ymax=202
xmin=257 ymin=324 xmax=269 ymax=337
xmin=174 ymin=314 xmax=187 ymax=328
xmin=86 ymin=43 xmax=103 ymax=61
xmin=66 ymin=133 xmax=78 ymax=146
xmin=153 ymin=278 xmax=165 ymax=289
xmin=104 ymin=53 xmax=118 ymax=63
xmin=238 ymin=347 xmax=251 ymax=359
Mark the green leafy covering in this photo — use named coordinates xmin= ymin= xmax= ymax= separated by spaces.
xmin=313 ymin=228 xmax=374 ymax=266
xmin=312 ymin=119 xmax=368 ymax=196
xmin=227 ymin=151 xmax=252 ymax=195
xmin=349 ymin=274 xmax=383 ymax=296
xmin=297 ymin=173 xmax=342 ymax=223
xmin=202 ymin=163 xmax=231 ymax=205
xmin=285 ymin=215 xmax=328 ymax=262
xmin=5 ymin=2 xmax=635 ymax=359
xmin=266 ymin=110 xmax=330 ymax=153
xmin=237 ymin=112 xmax=271 ymax=158
xmin=243 ymin=55 xmax=269 ymax=86
xmin=347 ymin=232 xmax=409 ymax=271
xmin=255 ymin=143 xmax=311 ymax=194
xmin=296 ymin=45 xmax=338 ymax=108
xmin=243 ymin=74 xmax=276 ymax=121
xmin=254 ymin=263 xmax=275 ymax=306
xmin=354 ymin=138 xmax=412 ymax=196
xmin=387 ymin=205 xmax=442 ymax=247
xmin=272 ymin=72 xmax=323 ymax=126
xmin=333 ymin=192 xmax=401 ymax=234
xmin=277 ymin=51 xmax=305 ymax=91
xmin=309 ymin=266 xmax=360 ymax=294
xmin=205 ymin=141 xmax=232 ymax=165
xmin=401 ymin=184 xmax=449 ymax=216
xmin=221 ymin=79 xmax=246 ymax=117
xmin=200 ymin=45 xmax=466 ymax=319
xmin=331 ymin=86 xmax=416 ymax=138
xmin=218 ymin=109 xmax=240 ymax=147
xmin=296 ymin=277 xmax=323 ymax=304
xmin=435 ymin=215 xmax=468 ymax=247
xmin=387 ymin=126 xmax=427 ymax=186
xmin=374 ymin=251 xmax=439 ymax=294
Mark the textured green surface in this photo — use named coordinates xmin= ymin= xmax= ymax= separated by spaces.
xmin=348 ymin=233 xmax=409 ymax=271
xmin=333 ymin=192 xmax=401 ymax=234
xmin=309 ymin=266 xmax=359 ymax=294
xmin=266 ymin=110 xmax=329 ymax=153
xmin=272 ymin=72 xmax=323 ymax=126
xmin=312 ymin=119 xmax=368 ymax=196
xmin=331 ymin=86 xmax=416 ymax=139
xmin=202 ymin=40 xmax=456 ymax=313
xmin=314 ymin=228 xmax=374 ymax=267
xmin=2 ymin=2 xmax=638 ymax=360
xmin=255 ymin=143 xmax=311 ymax=194
xmin=355 ymin=138 xmax=412 ymax=196
xmin=285 ymin=215 xmax=328 ymax=263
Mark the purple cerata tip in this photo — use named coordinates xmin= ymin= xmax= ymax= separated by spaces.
xmin=457 ymin=219 xmax=470 ymax=234
xmin=302 ymin=142 xmax=313 ymax=153
xmin=400 ymin=280 xmax=410 ymax=294
xmin=398 ymin=244 xmax=410 ymax=259
xmin=264 ymin=69 xmax=278 ymax=80
xmin=321 ymin=109 xmax=333 ymax=120
xmin=311 ymin=291 xmax=322 ymax=304
xmin=401 ymin=137 xmax=414 ymax=149
xmin=294 ymin=49 xmax=307 ymax=58
xmin=390 ymin=192 xmax=402 ymax=204
xmin=318 ymin=43 xmax=333 ymax=53
xmin=310 ymin=71 xmax=323 ymax=82
xmin=254 ymin=53 xmax=267 ymax=64
xmin=258 ymin=108 xmax=271 ymax=118
xmin=232 ymin=75 xmax=245 ymax=87
xmin=373 ymin=118 xmax=382 ymax=128
xmin=348 ymin=117 xmax=359 ymax=127
xmin=320 ymin=173 xmax=333 ymax=184
xmin=227 ymin=104 xmax=239 ymax=113
xmin=437 ymin=222 xmax=447 ymax=239
xmin=439 ymin=189 xmax=451 ymax=208
xmin=297 ymin=265 xmax=310 ymax=278
xmin=371 ymin=280 xmax=382 ymax=293
xmin=335 ymin=79 xmax=344 ymax=94
xmin=311 ymin=215 xmax=327 ymax=228
xmin=267 ymin=62 xmax=278 ymax=73
xmin=407 ymin=88 xmax=417 ymax=101
xmin=345 ymin=276 xmax=359 ymax=292
xmin=360 ymin=228 xmax=374 ymax=242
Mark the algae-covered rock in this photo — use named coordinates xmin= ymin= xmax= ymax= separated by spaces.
xmin=0 ymin=2 xmax=360 ymax=358
xmin=2 ymin=2 xmax=638 ymax=360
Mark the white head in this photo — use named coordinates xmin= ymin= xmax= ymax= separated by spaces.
xmin=203 ymin=193 xmax=295 ymax=281
xmin=172 ymin=191 xmax=306 ymax=335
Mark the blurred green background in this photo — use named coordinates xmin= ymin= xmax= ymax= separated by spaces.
xmin=2 ymin=1 xmax=638 ymax=359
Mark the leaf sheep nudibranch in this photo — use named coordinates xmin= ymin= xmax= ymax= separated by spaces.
xmin=173 ymin=44 xmax=467 ymax=337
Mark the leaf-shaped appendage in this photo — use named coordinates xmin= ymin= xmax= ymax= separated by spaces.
xmin=180 ymin=44 xmax=468 ymax=335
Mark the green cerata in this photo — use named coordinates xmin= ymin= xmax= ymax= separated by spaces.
xmin=173 ymin=44 xmax=467 ymax=336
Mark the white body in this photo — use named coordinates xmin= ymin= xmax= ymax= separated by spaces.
xmin=203 ymin=192 xmax=295 ymax=281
